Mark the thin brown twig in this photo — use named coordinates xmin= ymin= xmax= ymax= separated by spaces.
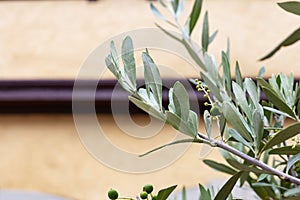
xmin=197 ymin=132 xmax=300 ymax=185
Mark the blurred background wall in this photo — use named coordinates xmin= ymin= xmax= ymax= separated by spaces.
xmin=0 ymin=0 xmax=299 ymax=199
xmin=1 ymin=0 xmax=299 ymax=79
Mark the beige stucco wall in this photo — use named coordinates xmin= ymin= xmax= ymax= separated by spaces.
xmin=0 ymin=0 xmax=299 ymax=199
xmin=0 ymin=0 xmax=299 ymax=79
xmin=0 ymin=115 xmax=228 ymax=200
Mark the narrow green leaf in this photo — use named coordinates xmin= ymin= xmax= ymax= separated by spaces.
xmin=297 ymin=100 xmax=300 ymax=119
xmin=232 ymin=81 xmax=251 ymax=120
xmin=222 ymin=102 xmax=253 ymax=142
xmin=158 ymin=0 xmax=167 ymax=7
xmin=189 ymin=0 xmax=203 ymax=35
xmin=171 ymin=0 xmax=179 ymax=13
xmin=219 ymin=148 xmax=236 ymax=162
xmin=122 ymin=81 xmax=135 ymax=93
xmin=203 ymin=159 xmax=237 ymax=175
xmin=204 ymin=110 xmax=212 ymax=138
xmin=284 ymin=187 xmax=300 ymax=197
xmin=259 ymin=84 xmax=296 ymax=119
xmin=278 ymin=1 xmax=300 ymax=16
xmin=295 ymin=83 xmax=300 ymax=105
xmin=262 ymin=101 xmax=273 ymax=125
xmin=260 ymin=27 xmax=300 ymax=61
xmin=214 ymin=171 xmax=243 ymax=200
xmin=117 ymin=69 xmax=136 ymax=93
xmin=263 ymin=106 xmax=294 ymax=119
xmin=263 ymin=122 xmax=300 ymax=150
xmin=129 ymin=96 xmax=165 ymax=121
xmin=235 ymin=61 xmax=243 ymax=89
xmin=226 ymin=159 xmax=271 ymax=175
xmin=245 ymin=78 xmax=259 ymax=107
xmin=182 ymin=39 xmax=206 ymax=70
xmin=257 ymin=173 xmax=269 ymax=182
xmin=139 ymin=138 xmax=202 ymax=157
xmin=142 ymin=51 xmax=163 ymax=110
xmin=286 ymin=153 xmax=300 ymax=173
xmin=150 ymin=3 xmax=166 ymax=20
xmin=138 ymin=88 xmax=160 ymax=110
xmin=122 ymin=36 xmax=136 ymax=89
xmin=187 ymin=110 xmax=199 ymax=135
xmin=272 ymin=74 xmax=281 ymax=94
xmin=207 ymin=188 xmax=214 ymax=200
xmin=166 ymin=111 xmax=196 ymax=137
xmin=110 ymin=41 xmax=119 ymax=67
xmin=249 ymin=179 xmax=276 ymax=199
xmin=202 ymin=11 xmax=209 ymax=52
xmin=280 ymin=73 xmax=294 ymax=107
xmin=252 ymin=182 xmax=288 ymax=191
xmin=172 ymin=81 xmax=190 ymax=121
xmin=245 ymin=80 xmax=264 ymax=127
xmin=203 ymin=53 xmax=219 ymax=81
xmin=239 ymin=171 xmax=249 ymax=187
xmin=269 ymin=145 xmax=300 ymax=155
xmin=222 ymin=51 xmax=232 ymax=93
xmin=257 ymin=78 xmax=271 ymax=90
xmin=182 ymin=186 xmax=187 ymax=200
xmin=168 ymin=88 xmax=176 ymax=113
xmin=258 ymin=66 xmax=265 ymax=78
xmin=228 ymin=128 xmax=254 ymax=153
xmin=218 ymin=114 xmax=226 ymax=138
xmin=253 ymin=109 xmax=264 ymax=148
xmin=105 ymin=55 xmax=120 ymax=79
xmin=209 ymin=30 xmax=218 ymax=44
xmin=176 ymin=0 xmax=184 ymax=18
xmin=184 ymin=18 xmax=191 ymax=36
xmin=198 ymin=184 xmax=211 ymax=200
xmin=157 ymin=185 xmax=177 ymax=200
xmin=156 ymin=24 xmax=181 ymax=43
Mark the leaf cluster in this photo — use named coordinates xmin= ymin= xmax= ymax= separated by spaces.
xmin=106 ymin=37 xmax=199 ymax=138
xmin=105 ymin=0 xmax=300 ymax=199
xmin=260 ymin=1 xmax=300 ymax=60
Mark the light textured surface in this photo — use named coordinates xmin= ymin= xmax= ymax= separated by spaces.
xmin=0 ymin=0 xmax=299 ymax=199
xmin=0 ymin=114 xmax=228 ymax=200
xmin=0 ymin=0 xmax=299 ymax=79
xmin=0 ymin=190 xmax=71 ymax=200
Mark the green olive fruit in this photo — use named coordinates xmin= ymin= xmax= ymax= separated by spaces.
xmin=108 ymin=189 xmax=118 ymax=200
xmin=143 ymin=184 xmax=154 ymax=194
xmin=152 ymin=195 xmax=157 ymax=200
xmin=140 ymin=191 xmax=148 ymax=199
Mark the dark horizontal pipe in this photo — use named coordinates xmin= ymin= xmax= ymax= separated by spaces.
xmin=0 ymin=79 xmax=205 ymax=114
xmin=0 ymin=77 xmax=287 ymax=114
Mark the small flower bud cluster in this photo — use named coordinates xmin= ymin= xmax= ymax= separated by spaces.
xmin=195 ymin=79 xmax=212 ymax=107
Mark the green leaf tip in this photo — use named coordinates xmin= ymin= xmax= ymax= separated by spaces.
xmin=278 ymin=1 xmax=300 ymax=16
xmin=156 ymin=185 xmax=177 ymax=200
xmin=189 ymin=0 xmax=203 ymax=35
xmin=260 ymin=27 xmax=300 ymax=61
xmin=139 ymin=138 xmax=202 ymax=157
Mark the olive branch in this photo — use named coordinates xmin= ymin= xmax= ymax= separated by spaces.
xmin=105 ymin=0 xmax=300 ymax=199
